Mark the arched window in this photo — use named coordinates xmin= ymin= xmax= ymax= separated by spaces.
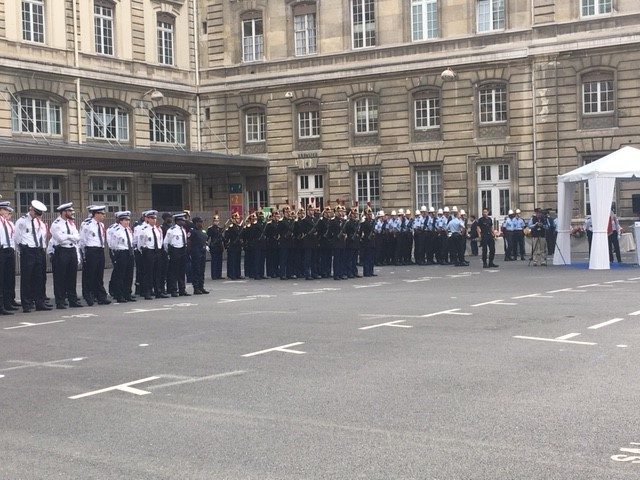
xmin=149 ymin=109 xmax=187 ymax=145
xmin=11 ymin=93 xmax=62 ymax=136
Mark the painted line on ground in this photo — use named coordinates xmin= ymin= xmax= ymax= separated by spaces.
xmin=292 ymin=290 xmax=324 ymax=296
xmin=512 ymin=293 xmax=554 ymax=299
xmin=0 ymin=357 xmax=85 ymax=372
xmin=359 ymin=320 xmax=412 ymax=330
xmin=353 ymin=282 xmax=389 ymax=289
xmin=123 ymin=307 xmax=172 ymax=314
xmin=69 ymin=376 xmax=161 ymax=399
xmin=60 ymin=313 xmax=99 ymax=319
xmin=4 ymin=320 xmax=66 ymax=330
xmin=242 ymin=342 xmax=306 ymax=357
xmin=577 ymin=283 xmax=603 ymax=288
xmin=546 ymin=288 xmax=587 ymax=293
xmin=628 ymin=310 xmax=640 ymax=316
xmin=148 ymin=371 xmax=246 ymax=390
xmin=513 ymin=335 xmax=597 ymax=346
xmin=555 ymin=333 xmax=582 ymax=340
xmin=471 ymin=299 xmax=517 ymax=307
xmin=588 ymin=318 xmax=625 ymax=330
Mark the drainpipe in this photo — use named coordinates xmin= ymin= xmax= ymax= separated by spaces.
xmin=72 ymin=0 xmax=82 ymax=145
xmin=554 ymin=56 xmax=560 ymax=179
xmin=192 ymin=0 xmax=202 ymax=151
xmin=531 ymin=59 xmax=538 ymax=206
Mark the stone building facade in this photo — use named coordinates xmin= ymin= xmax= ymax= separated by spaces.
xmin=1 ymin=0 xmax=639 ymax=219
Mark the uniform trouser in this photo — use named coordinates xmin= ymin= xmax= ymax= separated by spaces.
xmin=0 ymin=248 xmax=16 ymax=308
xmin=83 ymin=247 xmax=108 ymax=301
xmin=470 ymin=238 xmax=478 ymax=256
xmin=134 ymin=250 xmax=143 ymax=295
xmin=438 ymin=235 xmax=449 ymax=263
xmin=450 ymin=234 xmax=464 ymax=264
xmin=167 ymin=246 xmax=187 ymax=294
xmin=294 ymin=247 xmax=304 ymax=277
xmin=362 ymin=246 xmax=375 ymax=276
xmin=191 ymin=251 xmax=206 ymax=291
xmin=513 ymin=231 xmax=525 ymax=259
xmin=278 ymin=246 xmax=289 ymax=279
xmin=374 ymin=237 xmax=385 ymax=265
xmin=425 ymin=233 xmax=436 ymax=263
xmin=303 ymin=247 xmax=317 ymax=278
xmin=52 ymin=247 xmax=79 ymax=303
xmin=141 ymin=248 xmax=162 ymax=296
xmin=266 ymin=247 xmax=279 ymax=277
xmin=385 ymin=236 xmax=395 ymax=265
xmin=244 ymin=247 xmax=254 ymax=278
xmin=504 ymin=232 xmax=514 ymax=259
xmin=210 ymin=247 xmax=223 ymax=279
xmin=587 ymin=231 xmax=593 ymax=254
xmin=20 ymin=246 xmax=47 ymax=307
xmin=404 ymin=235 xmax=413 ymax=263
xmin=253 ymin=246 xmax=266 ymax=278
xmin=184 ymin=254 xmax=193 ymax=283
xmin=332 ymin=248 xmax=345 ymax=278
xmin=320 ymin=247 xmax=332 ymax=277
xmin=227 ymin=247 xmax=242 ymax=279
xmin=111 ymin=250 xmax=134 ymax=300
xmin=414 ymin=232 xmax=425 ymax=264
xmin=347 ymin=248 xmax=358 ymax=277
xmin=158 ymin=250 xmax=169 ymax=293
xmin=481 ymin=237 xmax=496 ymax=265
xmin=531 ymin=236 xmax=547 ymax=264
xmin=394 ymin=235 xmax=405 ymax=264
xmin=608 ymin=233 xmax=621 ymax=263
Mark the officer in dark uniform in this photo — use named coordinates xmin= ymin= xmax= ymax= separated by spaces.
xmin=477 ymin=208 xmax=498 ymax=268
xmin=317 ymin=207 xmax=332 ymax=278
xmin=359 ymin=208 xmax=377 ymax=277
xmin=328 ymin=206 xmax=347 ymax=280
xmin=277 ymin=207 xmax=294 ymax=279
xmin=159 ymin=212 xmax=173 ymax=295
xmin=80 ymin=205 xmax=111 ymax=306
xmin=164 ymin=213 xmax=190 ymax=297
xmin=344 ymin=208 xmax=360 ymax=278
xmin=223 ymin=212 xmax=243 ymax=280
xmin=301 ymin=204 xmax=319 ymax=280
xmin=0 ymin=202 xmax=19 ymax=313
xmin=251 ymin=211 xmax=267 ymax=279
xmin=264 ymin=210 xmax=280 ymax=278
xmin=189 ymin=217 xmax=209 ymax=294
xmin=241 ymin=214 xmax=255 ymax=279
xmin=108 ymin=211 xmax=136 ymax=303
xmin=50 ymin=202 xmax=82 ymax=309
xmin=207 ymin=215 xmax=224 ymax=279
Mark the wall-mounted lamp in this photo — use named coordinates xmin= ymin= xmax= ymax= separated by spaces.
xmin=440 ymin=67 xmax=457 ymax=81
xmin=143 ymin=89 xmax=164 ymax=100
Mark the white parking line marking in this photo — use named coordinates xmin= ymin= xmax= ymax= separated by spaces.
xmin=546 ymin=288 xmax=587 ymax=293
xmin=513 ymin=335 xmax=597 ymax=346
xmin=360 ymin=308 xmax=472 ymax=320
xmin=617 ymin=345 xmax=628 ymax=348
xmin=60 ymin=313 xmax=98 ymax=319
xmin=605 ymin=280 xmax=626 ymax=284
xmin=629 ymin=310 xmax=640 ymax=316
xmin=512 ymin=293 xmax=554 ymax=299
xmin=139 ymin=344 xmax=149 ymax=347
xmin=577 ymin=284 xmax=602 ymax=288
xmin=359 ymin=320 xmax=413 ymax=330
xmin=0 ymin=357 xmax=85 ymax=372
xmin=124 ymin=307 xmax=172 ymax=314
xmin=4 ymin=320 xmax=66 ymax=330
xmin=353 ymin=282 xmax=389 ymax=289
xmin=403 ymin=277 xmax=436 ymax=283
xmin=422 ymin=308 xmax=472 ymax=317
xmin=148 ymin=370 xmax=246 ymax=389
xmin=242 ymin=342 xmax=306 ymax=357
xmin=588 ymin=318 xmax=624 ymax=330
xmin=555 ymin=333 xmax=582 ymax=340
xmin=471 ymin=299 xmax=517 ymax=307
xmin=69 ymin=376 xmax=161 ymax=399
xmin=292 ymin=290 xmax=324 ymax=296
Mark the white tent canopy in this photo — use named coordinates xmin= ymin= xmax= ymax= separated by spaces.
xmin=553 ymin=146 xmax=640 ymax=269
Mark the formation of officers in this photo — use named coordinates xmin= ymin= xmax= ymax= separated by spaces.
xmin=0 ymin=199 xmax=210 ymax=316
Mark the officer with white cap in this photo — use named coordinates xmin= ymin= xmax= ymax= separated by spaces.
xmin=50 ymin=202 xmax=82 ymax=309
xmin=413 ymin=206 xmax=426 ymax=265
xmin=512 ymin=208 xmax=526 ymax=260
xmin=80 ymin=205 xmax=111 ymax=306
xmin=108 ymin=211 xmax=136 ymax=303
xmin=503 ymin=209 xmax=517 ymax=261
xmin=0 ymin=202 xmax=19 ymax=314
xmin=435 ymin=208 xmax=448 ymax=264
xmin=14 ymin=200 xmax=52 ymax=312
xmin=424 ymin=206 xmax=437 ymax=264
xmin=163 ymin=212 xmax=190 ymax=297
xmin=138 ymin=210 xmax=169 ymax=299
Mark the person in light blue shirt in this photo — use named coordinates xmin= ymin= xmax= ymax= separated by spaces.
xmin=512 ymin=209 xmax=526 ymax=260
xmin=446 ymin=212 xmax=468 ymax=266
xmin=503 ymin=210 xmax=517 ymax=261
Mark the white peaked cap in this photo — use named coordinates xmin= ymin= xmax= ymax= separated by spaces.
xmin=508 ymin=209 xmax=514 ymax=215
xmin=420 ymin=206 xmax=427 ymax=212
xmin=451 ymin=206 xmax=458 ymax=212
xmin=398 ymin=209 xmax=405 ymax=215
xmin=443 ymin=206 xmax=450 ymax=213
xmin=415 ymin=210 xmax=420 ymax=215
xmin=429 ymin=206 xmax=435 ymax=213
xmin=437 ymin=208 xmax=443 ymax=214
xmin=391 ymin=210 xmax=397 ymax=216
xmin=460 ymin=209 xmax=466 ymax=215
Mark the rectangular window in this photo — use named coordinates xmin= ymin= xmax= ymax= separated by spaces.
xmin=245 ymin=111 xmax=266 ymax=142
xmin=299 ymin=175 xmax=309 ymax=190
xmin=15 ymin=175 xmax=60 ymax=214
xmin=480 ymin=165 xmax=491 ymax=181
xmin=248 ymin=190 xmax=268 ymax=213
xmin=298 ymin=110 xmax=320 ymax=138
xmin=298 ymin=174 xmax=324 ymax=210
xmin=498 ymin=164 xmax=509 ymax=180
xmin=89 ymin=177 xmax=128 ymax=213
xmin=414 ymin=97 xmax=440 ymax=129
xmin=12 ymin=97 xmax=61 ymax=135
xmin=157 ymin=20 xmax=174 ymax=65
xmin=356 ymin=170 xmax=380 ymax=212
xmin=415 ymin=169 xmax=442 ymax=209
xmin=94 ymin=4 xmax=114 ymax=55
xmin=150 ymin=113 xmax=186 ymax=145
xmin=583 ymin=81 xmax=614 ymax=114
xmin=411 ymin=0 xmax=438 ymax=41
xmin=352 ymin=0 xmax=376 ymax=49
xmin=479 ymin=86 xmax=507 ymax=123
xmin=477 ymin=164 xmax=511 ymax=217
xmin=498 ymin=188 xmax=510 ymax=216
xmin=86 ymin=105 xmax=129 ymax=141
xmin=22 ymin=0 xmax=45 ymax=43
xmin=294 ymin=12 xmax=316 ymax=56
xmin=581 ymin=0 xmax=612 ymax=17
xmin=477 ymin=0 xmax=505 ymax=33
xmin=243 ymin=18 xmax=264 ymax=62
xmin=355 ymin=98 xmax=378 ymax=134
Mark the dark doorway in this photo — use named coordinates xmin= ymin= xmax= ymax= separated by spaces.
xmin=152 ymin=184 xmax=183 ymax=211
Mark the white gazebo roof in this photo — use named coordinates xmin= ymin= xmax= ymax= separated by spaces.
xmin=559 ymin=146 xmax=640 ymax=183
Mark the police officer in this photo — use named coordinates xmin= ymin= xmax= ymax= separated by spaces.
xmin=374 ymin=211 xmax=386 ymax=266
xmin=329 ymin=206 xmax=347 ymax=280
xmin=223 ymin=212 xmax=243 ymax=280
xmin=277 ymin=207 xmax=294 ymax=280
xmin=80 ymin=205 xmax=111 ymax=306
xmin=251 ymin=211 xmax=267 ymax=279
xmin=50 ymin=202 xmax=82 ymax=309
xmin=132 ymin=213 xmax=146 ymax=295
xmin=264 ymin=210 xmax=280 ymax=278
xmin=344 ymin=208 xmax=360 ymax=278
xmin=513 ymin=209 xmax=526 ymax=260
xmin=207 ymin=215 xmax=224 ymax=279
xmin=108 ymin=211 xmax=136 ymax=303
xmin=189 ymin=216 xmax=209 ymax=295
xmin=15 ymin=200 xmax=51 ymax=312
xmin=359 ymin=208 xmax=377 ymax=277
xmin=159 ymin=212 xmax=173 ymax=295
xmin=435 ymin=208 xmax=447 ymax=264
xmin=164 ymin=212 xmax=190 ymax=297
xmin=447 ymin=209 xmax=468 ymax=267
xmin=138 ymin=210 xmax=168 ymax=299
xmin=425 ymin=207 xmax=437 ymax=264
xmin=0 ymin=202 xmax=19 ymax=314
xmin=413 ymin=206 xmax=426 ymax=265
xmin=477 ymin=208 xmax=498 ymax=268
xmin=300 ymin=204 xmax=319 ymax=280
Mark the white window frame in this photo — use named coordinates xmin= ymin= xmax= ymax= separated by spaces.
xmin=354 ymin=97 xmax=378 ymax=134
xmin=414 ymin=96 xmax=440 ymax=129
xmin=411 ymin=0 xmax=438 ymax=41
xmin=242 ymin=17 xmax=264 ymax=62
xmin=89 ymin=177 xmax=128 ymax=213
xmin=157 ymin=19 xmax=174 ymax=65
xmin=150 ymin=112 xmax=186 ymax=145
xmin=355 ymin=170 xmax=380 ymax=212
xmin=94 ymin=3 xmax=114 ymax=55
xmin=476 ymin=0 xmax=505 ymax=33
xmin=245 ymin=110 xmax=266 ymax=143
xmin=11 ymin=97 xmax=62 ymax=135
xmin=582 ymin=80 xmax=614 ymax=115
xmin=22 ymin=0 xmax=45 ymax=43
xmin=581 ymin=0 xmax=612 ymax=17
xmin=86 ymin=105 xmax=129 ymax=141
xmin=479 ymin=85 xmax=507 ymax=124
xmin=248 ymin=189 xmax=268 ymax=213
xmin=351 ymin=0 xmax=376 ymax=49
xmin=16 ymin=175 xmax=61 ymax=214
xmin=298 ymin=110 xmax=320 ymax=139
xmin=294 ymin=12 xmax=317 ymax=56
xmin=298 ymin=174 xmax=324 ymax=210
xmin=415 ymin=169 xmax=442 ymax=210
xmin=477 ymin=164 xmax=511 ymax=217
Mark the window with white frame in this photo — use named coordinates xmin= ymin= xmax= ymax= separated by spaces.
xmin=414 ymin=95 xmax=440 ymax=129
xmin=15 ymin=175 xmax=61 ymax=214
xmin=22 ymin=0 xmax=45 ymax=43
xmin=356 ymin=170 xmax=380 ymax=212
xmin=476 ymin=0 xmax=505 ymax=33
xmin=298 ymin=104 xmax=320 ymax=139
xmin=94 ymin=3 xmax=114 ymax=55
xmin=11 ymin=97 xmax=62 ymax=135
xmin=149 ymin=112 xmax=186 ymax=145
xmin=298 ymin=174 xmax=324 ymax=210
xmin=89 ymin=177 xmax=128 ymax=212
xmin=479 ymin=85 xmax=507 ymax=124
xmin=248 ymin=189 xmax=268 ymax=213
xmin=581 ymin=0 xmax=612 ymax=17
xmin=411 ymin=0 xmax=438 ymax=41
xmin=354 ymin=97 xmax=378 ymax=134
xmin=245 ymin=108 xmax=266 ymax=143
xmin=242 ymin=16 xmax=264 ymax=62
xmin=415 ymin=169 xmax=442 ymax=209
xmin=351 ymin=0 xmax=376 ymax=49
xmin=477 ymin=163 xmax=510 ymax=216
xmin=294 ymin=4 xmax=316 ymax=56
xmin=157 ymin=17 xmax=174 ymax=65
xmin=582 ymin=80 xmax=614 ymax=114
xmin=86 ymin=104 xmax=129 ymax=141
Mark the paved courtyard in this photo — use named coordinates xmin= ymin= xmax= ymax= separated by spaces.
xmin=1 ymin=256 xmax=640 ymax=479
